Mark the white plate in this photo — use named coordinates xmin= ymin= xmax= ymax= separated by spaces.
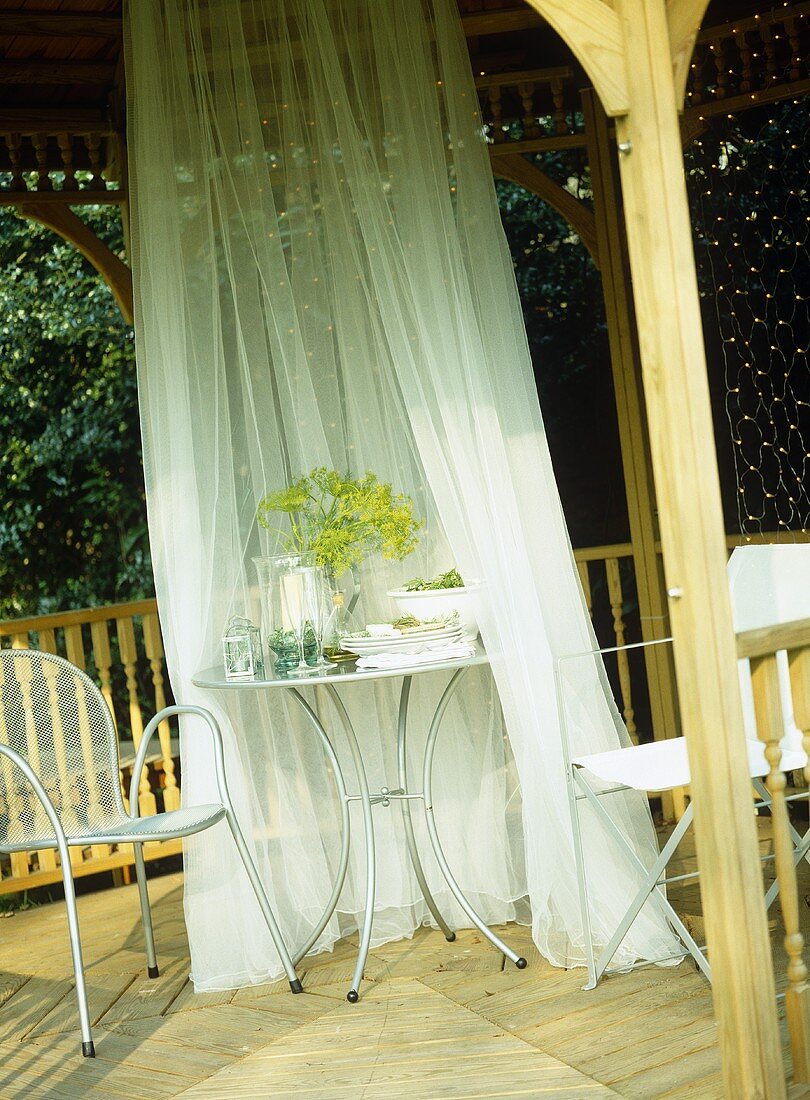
xmin=341 ymin=633 xmax=464 ymax=657
xmin=342 ymin=628 xmax=462 ymax=647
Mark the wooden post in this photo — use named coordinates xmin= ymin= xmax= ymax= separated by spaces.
xmin=582 ymin=88 xmax=684 ymax=817
xmin=612 ymin=0 xmax=784 ymax=1093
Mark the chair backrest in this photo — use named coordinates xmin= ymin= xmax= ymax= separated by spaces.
xmin=0 ymin=649 xmax=126 ymax=848
xmin=728 ymin=544 xmax=810 ymax=750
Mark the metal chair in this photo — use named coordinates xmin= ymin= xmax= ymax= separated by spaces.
xmin=0 ymin=648 xmax=301 ymax=1058
xmin=557 ymin=635 xmax=808 ymax=991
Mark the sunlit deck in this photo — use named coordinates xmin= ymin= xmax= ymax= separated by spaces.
xmin=1 ymin=823 xmax=806 ymax=1100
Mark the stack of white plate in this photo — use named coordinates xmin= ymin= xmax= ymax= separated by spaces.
xmin=340 ymin=622 xmax=463 ymax=657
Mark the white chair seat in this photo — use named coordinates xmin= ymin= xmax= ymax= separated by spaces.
xmin=1 ymin=803 xmax=226 ymax=853
xmin=574 ymin=736 xmax=807 ymax=793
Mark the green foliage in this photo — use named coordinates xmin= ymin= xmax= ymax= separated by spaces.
xmin=402 ymin=568 xmax=464 ymax=591
xmin=257 ymin=467 xmax=422 ymax=578
xmin=0 ymin=206 xmax=148 ymax=619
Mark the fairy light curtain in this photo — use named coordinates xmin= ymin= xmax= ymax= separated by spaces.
xmin=689 ymin=98 xmax=810 ymax=536
xmin=125 ymin=0 xmax=678 ymax=990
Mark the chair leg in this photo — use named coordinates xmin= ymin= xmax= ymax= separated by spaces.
xmin=61 ymin=855 xmax=95 ymax=1057
xmin=133 ymin=842 xmax=159 ymax=978
xmin=224 ymin=810 xmax=303 ymax=993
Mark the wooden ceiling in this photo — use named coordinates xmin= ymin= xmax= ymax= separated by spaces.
xmin=0 ymin=0 xmax=803 ymax=181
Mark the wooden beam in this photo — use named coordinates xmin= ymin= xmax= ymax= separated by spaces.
xmin=0 ymin=12 xmax=121 ymax=38
xmin=667 ymin=0 xmax=711 ymax=106
xmin=23 ymin=202 xmax=132 ymax=325
xmin=612 ymin=0 xmax=786 ymax=1093
xmin=0 ymin=107 xmax=110 ymax=133
xmin=491 ymin=152 xmax=599 ymax=265
xmin=0 ymin=60 xmax=116 ymax=87
xmin=488 ymin=133 xmax=588 ymax=157
xmin=475 ymin=66 xmax=572 ymax=90
xmin=524 ymin=0 xmax=629 ymax=116
xmin=461 ymin=8 xmax=544 ymax=37
xmin=0 ymin=189 xmax=126 ymax=207
xmin=581 ymin=87 xmax=685 ymax=819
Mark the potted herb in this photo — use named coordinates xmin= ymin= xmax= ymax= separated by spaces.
xmin=388 ymin=568 xmax=480 ymax=638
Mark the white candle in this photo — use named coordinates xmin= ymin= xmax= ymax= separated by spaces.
xmin=280 ymin=570 xmax=305 ymax=631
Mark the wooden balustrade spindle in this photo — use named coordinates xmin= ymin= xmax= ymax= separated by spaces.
xmin=785 ymin=19 xmax=802 ymax=82
xmin=4 ymin=134 xmax=26 ymax=191
xmin=517 ymin=82 xmax=539 ymax=138
xmin=761 ymin=24 xmax=779 ymax=85
xmin=488 ymin=85 xmax=505 ymax=142
xmin=605 ymin=558 xmax=637 ymax=742
xmin=41 ymin=659 xmax=84 ymax=867
xmin=735 ymin=30 xmax=752 ymax=93
xmin=31 ymin=134 xmax=53 ymax=191
xmin=14 ymin=656 xmax=58 ymax=872
xmin=117 ymin=616 xmax=157 ymax=818
xmin=90 ymin=618 xmax=128 ymax=811
xmin=711 ymin=39 xmax=727 ymax=100
xmin=550 ymin=76 xmax=566 ymax=134
xmin=142 ymin=612 xmax=180 ymax=811
xmin=84 ymin=133 xmax=104 ymax=188
xmin=787 ymin=647 xmax=810 ymax=790
xmin=64 ymin=624 xmax=86 ymax=670
xmin=56 ymin=133 xmax=79 ymax=191
xmin=750 ymin=652 xmax=810 ymax=1082
xmin=690 ymin=50 xmax=705 ymax=106
xmin=36 ymin=629 xmax=57 ymax=655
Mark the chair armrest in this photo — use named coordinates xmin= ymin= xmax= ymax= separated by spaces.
xmin=0 ymin=743 xmax=73 ymax=869
xmin=128 ymin=704 xmax=228 ymax=819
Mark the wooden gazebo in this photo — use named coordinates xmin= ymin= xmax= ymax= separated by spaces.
xmin=1 ymin=2 xmax=809 ymax=1094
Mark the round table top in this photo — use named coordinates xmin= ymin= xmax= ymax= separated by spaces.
xmin=193 ymin=641 xmax=489 ymax=690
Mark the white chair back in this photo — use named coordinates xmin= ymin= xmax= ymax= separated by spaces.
xmin=728 ymin=544 xmax=810 ymax=752
xmin=0 ymin=648 xmax=125 ymax=848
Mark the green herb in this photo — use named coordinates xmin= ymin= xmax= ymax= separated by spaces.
xmin=257 ymin=468 xmax=422 ymax=578
xmin=402 ymin=568 xmax=465 ymax=592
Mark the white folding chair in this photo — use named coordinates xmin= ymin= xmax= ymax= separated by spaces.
xmin=0 ymin=648 xmax=302 ymax=1058
xmin=730 ymin=543 xmax=810 ymax=905
xmin=559 ymin=611 xmax=809 ymax=990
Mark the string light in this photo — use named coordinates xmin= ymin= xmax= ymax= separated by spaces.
xmin=690 ymin=101 xmax=809 ymax=536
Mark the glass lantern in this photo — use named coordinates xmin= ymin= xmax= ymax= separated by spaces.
xmin=222 ymin=615 xmax=265 ymax=681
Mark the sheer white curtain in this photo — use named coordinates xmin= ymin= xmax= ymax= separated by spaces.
xmin=126 ymin=0 xmax=679 ymax=990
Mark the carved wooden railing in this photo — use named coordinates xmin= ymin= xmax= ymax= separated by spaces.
xmin=0 ymin=124 xmax=125 ymax=205
xmin=737 ymin=616 xmax=810 ymax=1084
xmin=0 ymin=599 xmax=180 ymax=895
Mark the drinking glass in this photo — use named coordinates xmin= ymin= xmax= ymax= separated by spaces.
xmin=303 ymin=567 xmax=337 ymax=673
xmin=279 ymin=564 xmax=318 ymax=677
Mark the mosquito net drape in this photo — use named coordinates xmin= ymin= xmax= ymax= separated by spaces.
xmin=126 ymin=0 xmax=679 ymax=990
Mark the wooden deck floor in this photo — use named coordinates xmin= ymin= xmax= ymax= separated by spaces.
xmin=0 ymin=841 xmax=803 ymax=1100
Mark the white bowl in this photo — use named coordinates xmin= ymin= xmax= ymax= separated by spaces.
xmin=387 ymin=585 xmax=479 ymax=639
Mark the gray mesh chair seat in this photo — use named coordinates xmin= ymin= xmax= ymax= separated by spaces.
xmin=0 ymin=803 xmax=227 ymax=852
xmin=0 ymin=648 xmax=302 ymax=1059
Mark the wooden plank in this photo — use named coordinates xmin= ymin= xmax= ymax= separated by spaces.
xmin=582 ymin=86 xmax=683 ymax=795
xmin=738 ymin=619 xmax=810 ymax=661
xmin=0 ymin=13 xmax=121 ymax=38
xmin=611 ymin=0 xmax=786 ymax=1092
xmin=0 ymin=61 xmax=117 ymax=87
xmin=166 ymin=979 xmax=236 ymax=1015
xmin=0 ymin=599 xmax=157 ymax=640
xmin=98 ymin=958 xmax=190 ymax=1027
xmin=0 ymin=976 xmax=74 ymax=1044
xmin=27 ymin=971 xmax=134 ymax=1037
xmin=0 ymin=972 xmax=29 ymax=1010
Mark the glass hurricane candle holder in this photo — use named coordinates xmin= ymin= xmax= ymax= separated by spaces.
xmin=222 ymin=615 xmax=265 ymax=681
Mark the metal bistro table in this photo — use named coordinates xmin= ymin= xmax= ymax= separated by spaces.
xmin=193 ymin=643 xmax=527 ymax=1002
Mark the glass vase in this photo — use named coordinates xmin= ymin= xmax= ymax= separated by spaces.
xmin=253 ymin=553 xmax=320 ymax=674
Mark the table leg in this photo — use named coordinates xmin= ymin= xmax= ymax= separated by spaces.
xmin=288 ymin=688 xmax=352 ymax=965
xmin=397 ymin=677 xmax=456 ymax=941
xmin=422 ymin=669 xmax=527 ymax=970
xmin=325 ymin=685 xmax=376 ymax=1002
